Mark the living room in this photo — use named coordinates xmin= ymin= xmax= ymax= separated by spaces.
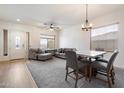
xmin=0 ymin=0 xmax=124 ymax=91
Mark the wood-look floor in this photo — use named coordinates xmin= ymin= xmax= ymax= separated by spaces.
xmin=0 ymin=59 xmax=37 ymax=88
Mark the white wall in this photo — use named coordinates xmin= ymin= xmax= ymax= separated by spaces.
xmin=59 ymin=8 xmax=124 ymax=68
xmin=59 ymin=25 xmax=90 ymax=51
xmin=0 ymin=20 xmax=59 ymax=61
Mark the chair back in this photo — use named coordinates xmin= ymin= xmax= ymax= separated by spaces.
xmin=65 ymin=51 xmax=78 ymax=70
xmin=107 ymin=50 xmax=119 ymax=72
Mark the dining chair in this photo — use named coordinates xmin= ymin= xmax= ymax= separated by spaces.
xmin=95 ymin=50 xmax=118 ymax=75
xmin=89 ymin=50 xmax=119 ymax=88
xmin=65 ymin=51 xmax=87 ymax=88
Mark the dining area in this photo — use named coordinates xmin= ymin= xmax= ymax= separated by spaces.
xmin=65 ymin=49 xmax=119 ymax=88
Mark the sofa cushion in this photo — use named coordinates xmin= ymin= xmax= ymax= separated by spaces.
xmin=37 ymin=53 xmax=52 ymax=61
xmin=29 ymin=48 xmax=38 ymax=53
xmin=57 ymin=48 xmax=63 ymax=53
xmin=37 ymin=48 xmax=45 ymax=54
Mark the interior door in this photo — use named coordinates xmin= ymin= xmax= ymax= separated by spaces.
xmin=10 ymin=30 xmax=26 ymax=60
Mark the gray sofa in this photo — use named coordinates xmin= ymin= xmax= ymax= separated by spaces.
xmin=28 ymin=48 xmax=77 ymax=60
xmin=54 ymin=48 xmax=77 ymax=59
xmin=28 ymin=48 xmax=53 ymax=61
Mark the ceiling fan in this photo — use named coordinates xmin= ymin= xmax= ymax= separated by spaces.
xmin=42 ymin=22 xmax=61 ymax=31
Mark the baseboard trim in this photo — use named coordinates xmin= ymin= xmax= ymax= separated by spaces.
xmin=0 ymin=58 xmax=25 ymax=62
xmin=10 ymin=58 xmax=25 ymax=61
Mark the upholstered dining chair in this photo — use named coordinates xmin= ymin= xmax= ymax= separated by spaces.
xmin=65 ymin=51 xmax=88 ymax=88
xmin=89 ymin=50 xmax=119 ymax=88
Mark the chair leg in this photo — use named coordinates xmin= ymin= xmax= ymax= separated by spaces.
xmin=112 ymin=66 xmax=115 ymax=77
xmin=85 ymin=67 xmax=88 ymax=80
xmin=93 ymin=68 xmax=97 ymax=77
xmin=110 ymin=67 xmax=115 ymax=85
xmin=65 ymin=67 xmax=68 ymax=81
xmin=75 ymin=72 xmax=78 ymax=88
xmin=89 ymin=66 xmax=92 ymax=82
xmin=111 ymin=71 xmax=115 ymax=85
xmin=107 ymin=74 xmax=111 ymax=88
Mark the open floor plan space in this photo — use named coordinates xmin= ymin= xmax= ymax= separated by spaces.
xmin=0 ymin=4 xmax=124 ymax=88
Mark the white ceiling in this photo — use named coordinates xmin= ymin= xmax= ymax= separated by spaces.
xmin=0 ymin=4 xmax=123 ymax=27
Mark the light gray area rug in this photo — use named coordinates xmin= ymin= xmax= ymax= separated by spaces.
xmin=27 ymin=57 xmax=124 ymax=88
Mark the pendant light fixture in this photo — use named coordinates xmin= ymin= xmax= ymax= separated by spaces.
xmin=82 ymin=4 xmax=92 ymax=31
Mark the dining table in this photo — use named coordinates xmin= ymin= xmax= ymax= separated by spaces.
xmin=76 ymin=50 xmax=107 ymax=80
xmin=76 ymin=50 xmax=106 ymax=59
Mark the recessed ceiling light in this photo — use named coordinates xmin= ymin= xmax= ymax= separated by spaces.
xmin=16 ymin=19 xmax=20 ymax=22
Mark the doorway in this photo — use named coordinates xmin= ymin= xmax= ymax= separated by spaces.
xmin=10 ymin=30 xmax=29 ymax=60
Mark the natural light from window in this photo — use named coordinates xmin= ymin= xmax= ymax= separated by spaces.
xmin=91 ymin=23 xmax=119 ymax=52
xmin=15 ymin=36 xmax=21 ymax=49
xmin=91 ymin=23 xmax=118 ymax=37
xmin=40 ymin=35 xmax=55 ymax=49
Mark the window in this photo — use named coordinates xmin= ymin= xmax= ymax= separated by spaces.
xmin=40 ymin=38 xmax=47 ymax=49
xmin=40 ymin=35 xmax=55 ymax=49
xmin=16 ymin=36 xmax=21 ymax=49
xmin=91 ymin=23 xmax=119 ymax=52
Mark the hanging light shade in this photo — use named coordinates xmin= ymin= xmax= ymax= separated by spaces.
xmin=82 ymin=4 xmax=92 ymax=31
